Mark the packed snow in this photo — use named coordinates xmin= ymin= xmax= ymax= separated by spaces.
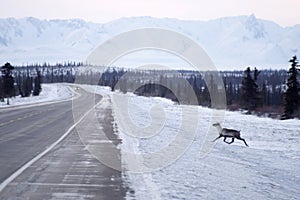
xmin=0 ymin=83 xmax=73 ymax=107
xmin=85 ymin=85 xmax=300 ymax=200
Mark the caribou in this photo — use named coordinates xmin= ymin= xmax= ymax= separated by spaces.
xmin=212 ymin=123 xmax=249 ymax=147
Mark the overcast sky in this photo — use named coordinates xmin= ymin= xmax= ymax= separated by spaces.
xmin=1 ymin=0 xmax=299 ymax=27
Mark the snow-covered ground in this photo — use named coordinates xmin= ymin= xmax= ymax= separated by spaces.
xmin=72 ymin=85 xmax=300 ymax=200
xmin=0 ymin=83 xmax=72 ymax=107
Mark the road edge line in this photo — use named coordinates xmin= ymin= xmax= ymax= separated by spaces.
xmin=0 ymin=94 xmax=102 ymax=193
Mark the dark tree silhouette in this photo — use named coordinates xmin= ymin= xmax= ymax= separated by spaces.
xmin=5 ymin=62 xmax=288 ymax=117
xmin=240 ymin=67 xmax=260 ymax=112
xmin=282 ymin=56 xmax=300 ymax=119
xmin=253 ymin=67 xmax=262 ymax=106
xmin=0 ymin=76 xmax=4 ymax=101
xmin=20 ymin=75 xmax=33 ymax=97
xmin=226 ymin=81 xmax=234 ymax=105
xmin=1 ymin=63 xmax=15 ymax=104
xmin=33 ymin=69 xmax=42 ymax=96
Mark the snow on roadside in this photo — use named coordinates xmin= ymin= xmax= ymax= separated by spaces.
xmin=0 ymin=83 xmax=72 ymax=107
xmin=74 ymin=85 xmax=300 ymax=200
xmin=111 ymin=92 xmax=299 ymax=200
xmin=79 ymin=85 xmax=165 ymax=199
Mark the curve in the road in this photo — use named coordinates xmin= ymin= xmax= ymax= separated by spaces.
xmin=0 ymin=85 xmax=102 ymax=193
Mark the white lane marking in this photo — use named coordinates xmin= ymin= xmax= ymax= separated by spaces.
xmin=0 ymin=90 xmax=102 ymax=193
xmin=89 ymin=140 xmax=114 ymax=144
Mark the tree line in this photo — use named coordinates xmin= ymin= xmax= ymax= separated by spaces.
xmin=97 ymin=57 xmax=299 ymax=119
xmin=0 ymin=63 xmax=42 ymax=105
xmin=98 ymin=67 xmax=288 ymax=116
xmin=1 ymin=57 xmax=299 ymax=119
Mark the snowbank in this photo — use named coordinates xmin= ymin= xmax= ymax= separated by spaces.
xmin=111 ymin=92 xmax=299 ymax=200
xmin=74 ymin=85 xmax=300 ymax=200
xmin=0 ymin=83 xmax=72 ymax=108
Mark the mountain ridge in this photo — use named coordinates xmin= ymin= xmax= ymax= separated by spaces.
xmin=0 ymin=15 xmax=299 ymax=70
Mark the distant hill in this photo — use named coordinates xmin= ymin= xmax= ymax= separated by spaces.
xmin=0 ymin=15 xmax=299 ymax=70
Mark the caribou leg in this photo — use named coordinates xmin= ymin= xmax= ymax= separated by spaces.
xmin=223 ymin=137 xmax=229 ymax=143
xmin=212 ymin=135 xmax=222 ymax=142
xmin=224 ymin=137 xmax=234 ymax=144
xmin=227 ymin=138 xmax=234 ymax=144
xmin=238 ymin=138 xmax=249 ymax=147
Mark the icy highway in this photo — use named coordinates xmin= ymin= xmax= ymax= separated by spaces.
xmin=0 ymin=86 xmax=127 ymax=199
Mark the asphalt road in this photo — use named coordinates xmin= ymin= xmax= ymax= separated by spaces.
xmin=0 ymin=95 xmax=74 ymax=183
xmin=0 ymin=85 xmax=127 ymax=199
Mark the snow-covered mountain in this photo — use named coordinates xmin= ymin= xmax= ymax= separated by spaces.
xmin=0 ymin=15 xmax=299 ymax=70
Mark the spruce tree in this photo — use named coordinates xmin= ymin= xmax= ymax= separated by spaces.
xmin=1 ymin=63 xmax=15 ymax=105
xmin=240 ymin=67 xmax=260 ymax=112
xmin=227 ymin=82 xmax=233 ymax=105
xmin=261 ymin=83 xmax=268 ymax=106
xmin=0 ymin=76 xmax=4 ymax=101
xmin=21 ymin=75 xmax=32 ymax=97
xmin=253 ymin=67 xmax=261 ymax=106
xmin=33 ymin=69 xmax=42 ymax=96
xmin=282 ymin=56 xmax=300 ymax=119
